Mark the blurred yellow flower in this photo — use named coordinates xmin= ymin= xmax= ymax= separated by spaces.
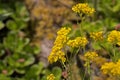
xmin=67 ymin=37 xmax=88 ymax=48
xmin=47 ymin=74 xmax=55 ymax=80
xmin=101 ymin=62 xmax=115 ymax=75
xmin=107 ymin=30 xmax=120 ymax=46
xmin=90 ymin=31 xmax=103 ymax=41
xmin=57 ymin=27 xmax=71 ymax=36
xmin=72 ymin=3 xmax=95 ymax=16
xmin=84 ymin=51 xmax=98 ymax=60
xmin=84 ymin=51 xmax=98 ymax=67
xmin=101 ymin=60 xmax=120 ymax=76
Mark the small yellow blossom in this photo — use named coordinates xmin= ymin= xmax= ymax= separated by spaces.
xmin=47 ymin=74 xmax=55 ymax=80
xmin=67 ymin=37 xmax=88 ymax=48
xmin=90 ymin=31 xmax=103 ymax=41
xmin=48 ymin=49 xmax=66 ymax=64
xmin=57 ymin=27 xmax=71 ymax=36
xmin=48 ymin=27 xmax=71 ymax=63
xmin=48 ymin=53 xmax=58 ymax=63
xmin=84 ymin=51 xmax=98 ymax=67
xmin=84 ymin=51 xmax=98 ymax=60
xmin=107 ymin=30 xmax=120 ymax=46
xmin=101 ymin=62 xmax=115 ymax=74
xmin=54 ymin=35 xmax=69 ymax=45
xmin=72 ymin=3 xmax=95 ymax=16
xmin=101 ymin=60 xmax=120 ymax=76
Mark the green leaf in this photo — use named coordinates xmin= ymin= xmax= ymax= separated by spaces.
xmin=113 ymin=4 xmax=120 ymax=12
xmin=24 ymin=55 xmax=35 ymax=67
xmin=16 ymin=38 xmax=30 ymax=53
xmin=0 ymin=21 xmax=5 ymax=30
xmin=0 ymin=44 xmax=5 ymax=57
xmin=33 ymin=46 xmax=40 ymax=55
xmin=3 ymin=32 xmax=17 ymax=51
xmin=3 ymin=32 xmax=31 ymax=53
xmin=15 ymin=68 xmax=26 ymax=74
xmin=0 ymin=9 xmax=12 ymax=21
xmin=0 ymin=74 xmax=11 ymax=80
xmin=7 ymin=53 xmax=35 ymax=68
xmin=25 ymin=62 xmax=44 ymax=80
xmin=52 ymin=67 xmax=62 ymax=80
xmin=6 ymin=20 xmax=17 ymax=30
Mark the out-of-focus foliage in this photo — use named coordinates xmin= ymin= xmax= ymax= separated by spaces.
xmin=0 ymin=1 xmax=29 ymax=29
xmin=0 ymin=1 xmax=62 ymax=80
xmin=25 ymin=0 xmax=77 ymax=45
xmin=98 ymin=0 xmax=120 ymax=20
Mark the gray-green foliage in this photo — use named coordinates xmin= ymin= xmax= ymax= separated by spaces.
xmin=0 ymin=1 xmax=62 ymax=80
xmin=0 ymin=1 xmax=45 ymax=80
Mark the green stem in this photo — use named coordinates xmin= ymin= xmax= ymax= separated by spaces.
xmin=87 ymin=61 xmax=91 ymax=80
xmin=79 ymin=13 xmax=83 ymax=36
xmin=112 ymin=44 xmax=116 ymax=62
xmin=69 ymin=63 xmax=73 ymax=80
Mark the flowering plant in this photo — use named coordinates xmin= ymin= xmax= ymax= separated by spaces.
xmin=47 ymin=2 xmax=120 ymax=80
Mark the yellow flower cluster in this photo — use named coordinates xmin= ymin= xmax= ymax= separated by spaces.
xmin=84 ymin=51 xmax=98 ymax=60
xmin=48 ymin=27 xmax=71 ymax=63
xmin=72 ymin=3 xmax=95 ymax=16
xmin=90 ymin=31 xmax=103 ymax=41
xmin=107 ymin=30 xmax=120 ymax=46
xmin=101 ymin=60 xmax=120 ymax=75
xmin=47 ymin=74 xmax=55 ymax=80
xmin=67 ymin=37 xmax=88 ymax=48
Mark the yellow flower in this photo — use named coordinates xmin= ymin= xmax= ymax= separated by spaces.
xmin=107 ymin=30 xmax=120 ymax=46
xmin=54 ymin=35 xmax=69 ymax=45
xmin=48 ymin=27 xmax=71 ymax=63
xmin=57 ymin=27 xmax=71 ymax=36
xmin=54 ymin=27 xmax=71 ymax=45
xmin=84 ymin=51 xmax=98 ymax=60
xmin=67 ymin=37 xmax=88 ymax=48
xmin=101 ymin=62 xmax=115 ymax=75
xmin=48 ymin=50 xmax=66 ymax=64
xmin=90 ymin=31 xmax=103 ymax=41
xmin=47 ymin=74 xmax=55 ymax=80
xmin=72 ymin=3 xmax=95 ymax=16
xmin=48 ymin=52 xmax=58 ymax=63
xmin=115 ymin=60 xmax=120 ymax=75
xmin=101 ymin=60 xmax=120 ymax=76
xmin=84 ymin=51 xmax=98 ymax=67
